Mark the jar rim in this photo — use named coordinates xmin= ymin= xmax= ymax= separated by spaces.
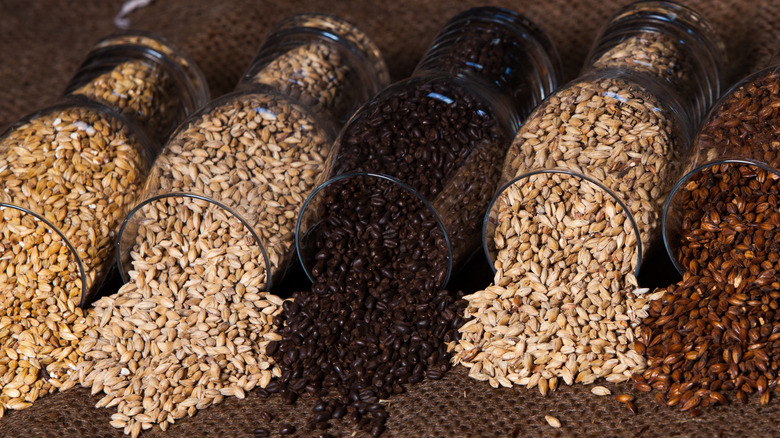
xmin=662 ymin=158 xmax=780 ymax=276
xmin=296 ymin=171 xmax=454 ymax=289
xmin=262 ymin=13 xmax=390 ymax=89
xmin=73 ymin=30 xmax=210 ymax=115
xmin=483 ymin=168 xmax=644 ymax=278
xmin=586 ymin=0 xmax=727 ymax=127
xmin=438 ymin=5 xmax=563 ymax=75
xmin=0 ymin=203 xmax=89 ymax=308
xmin=415 ymin=6 xmax=562 ymax=109
xmin=605 ymin=0 xmax=727 ymax=65
xmin=117 ymin=192 xmax=274 ymax=290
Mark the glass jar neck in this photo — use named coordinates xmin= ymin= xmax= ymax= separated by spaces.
xmin=237 ymin=13 xmax=389 ymax=126
xmin=585 ymin=1 xmax=726 ymax=128
xmin=412 ymin=7 xmax=561 ymax=118
xmin=63 ymin=31 xmax=209 ymax=146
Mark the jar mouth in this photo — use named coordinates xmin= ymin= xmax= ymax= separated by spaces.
xmin=608 ymin=0 xmax=726 ymax=54
xmin=483 ymin=168 xmax=644 ymax=278
xmin=116 ymin=192 xmax=273 ymax=289
xmin=663 ymin=158 xmax=780 ymax=276
xmin=295 ymin=172 xmax=454 ymax=289
xmin=0 ymin=203 xmax=88 ymax=308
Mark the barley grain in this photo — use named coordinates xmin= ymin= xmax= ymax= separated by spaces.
xmin=0 ymin=106 xmax=148 ymax=305
xmin=591 ymin=385 xmax=611 ymax=396
xmin=70 ymin=58 xmax=179 ymax=142
xmin=592 ymin=32 xmax=692 ymax=96
xmin=73 ymin=197 xmax=283 ymax=434
xmin=545 ymin=415 xmax=561 ymax=428
xmin=498 ymin=78 xmax=680 ymax=264
xmin=252 ymin=42 xmax=352 ymax=123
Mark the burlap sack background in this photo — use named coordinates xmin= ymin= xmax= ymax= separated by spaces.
xmin=0 ymin=0 xmax=778 ymax=436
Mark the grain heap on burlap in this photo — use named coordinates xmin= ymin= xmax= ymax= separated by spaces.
xmin=69 ymin=197 xmax=283 ymax=437
xmin=451 ymin=172 xmax=663 ymax=392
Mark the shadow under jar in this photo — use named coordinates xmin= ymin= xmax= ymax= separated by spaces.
xmin=0 ymin=31 xmax=208 ymax=308
xmin=663 ymin=64 xmax=780 ymax=284
xmin=484 ymin=0 xmax=725 ymax=292
xmin=116 ymin=14 xmax=389 ymax=291
xmin=296 ymin=6 xmax=562 ymax=290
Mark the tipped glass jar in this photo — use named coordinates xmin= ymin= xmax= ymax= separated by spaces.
xmin=663 ymin=63 xmax=780 ymax=281
xmin=0 ymin=32 xmax=208 ymax=308
xmin=116 ymin=14 xmax=389 ymax=291
xmin=484 ymin=0 xmax=725 ymax=292
xmin=295 ymin=7 xmax=562 ymax=291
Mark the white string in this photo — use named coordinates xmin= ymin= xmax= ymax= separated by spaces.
xmin=115 ymin=0 xmax=156 ymax=29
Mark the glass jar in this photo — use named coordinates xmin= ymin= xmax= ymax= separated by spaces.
xmin=663 ymin=64 xmax=780 ymax=276
xmin=0 ymin=32 xmax=207 ymax=308
xmin=484 ymin=0 xmax=725 ymax=290
xmin=295 ymin=7 xmax=562 ymax=290
xmin=116 ymin=14 xmax=389 ymax=291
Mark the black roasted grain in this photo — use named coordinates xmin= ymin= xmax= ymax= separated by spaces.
xmin=267 ymin=24 xmax=521 ymax=437
xmin=270 ymin=177 xmax=465 ymax=435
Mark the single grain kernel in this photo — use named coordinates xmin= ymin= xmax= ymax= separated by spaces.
xmin=545 ymin=415 xmax=561 ymax=428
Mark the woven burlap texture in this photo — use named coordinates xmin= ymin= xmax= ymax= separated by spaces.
xmin=0 ymin=0 xmax=779 ymax=436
